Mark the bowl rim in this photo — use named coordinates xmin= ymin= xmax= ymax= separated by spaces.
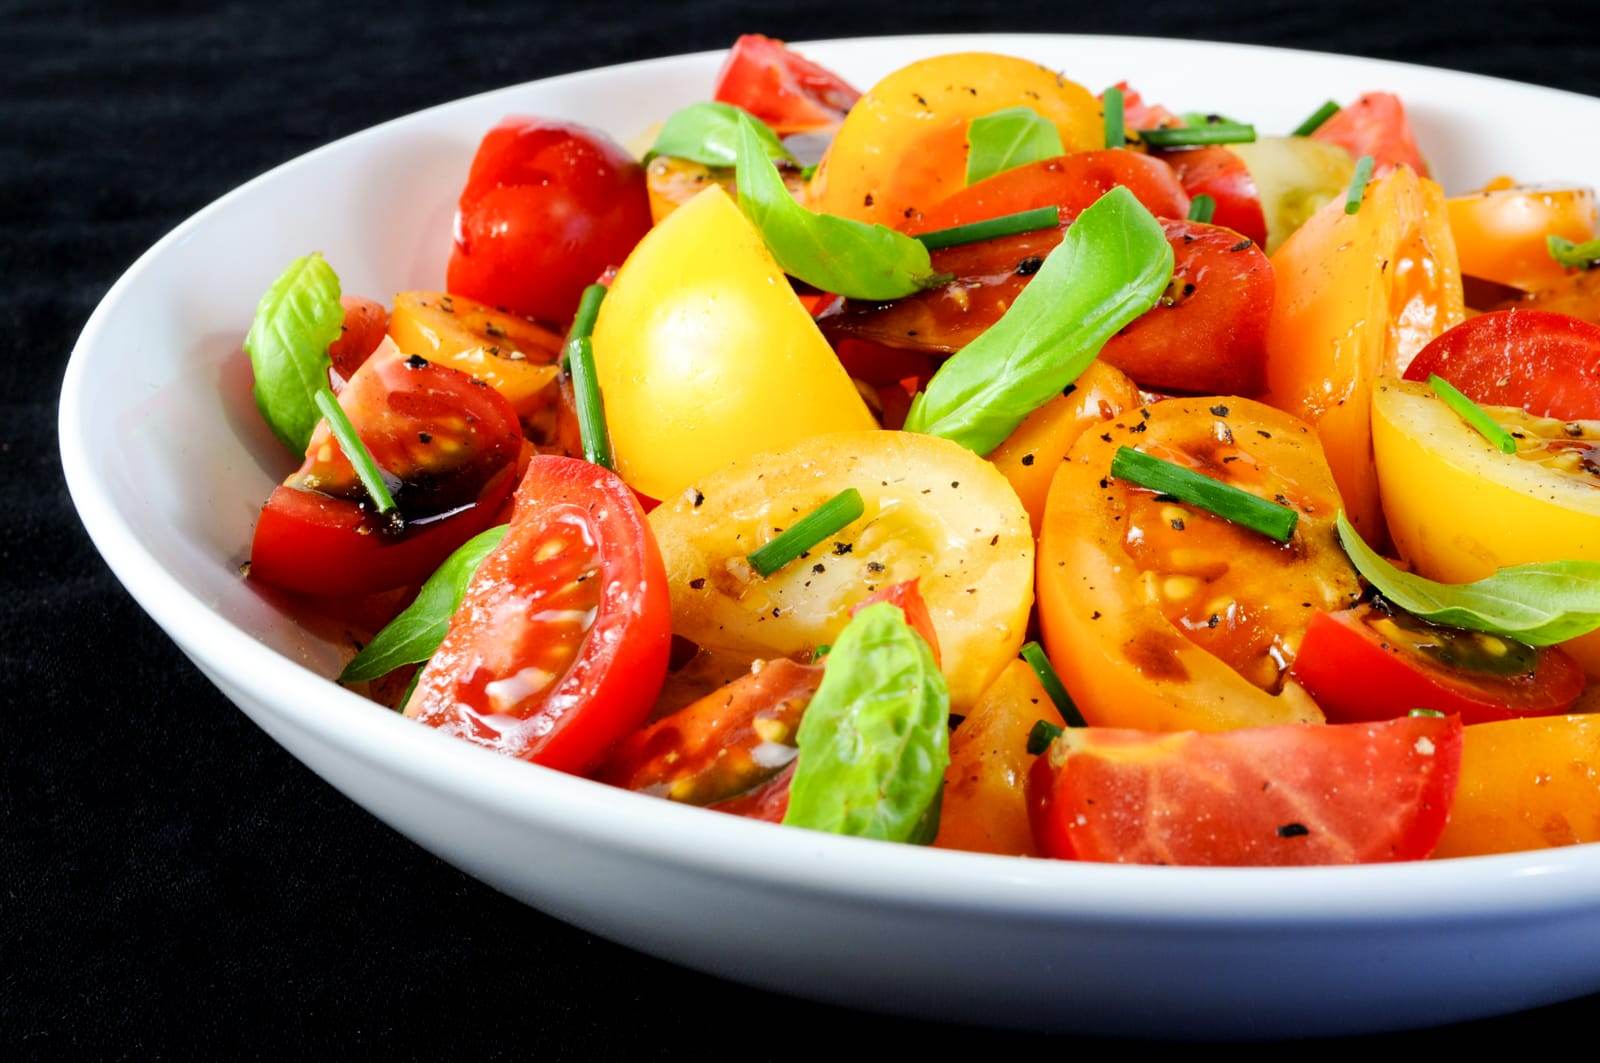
xmin=59 ymin=32 xmax=1600 ymax=926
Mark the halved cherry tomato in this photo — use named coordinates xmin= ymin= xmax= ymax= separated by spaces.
xmin=1311 ymin=92 xmax=1429 ymax=177
xmin=1292 ymin=603 xmax=1586 ymax=724
xmin=387 ymin=291 xmax=564 ymax=419
xmin=820 ymin=217 xmax=1273 ymax=395
xmin=712 ymin=34 xmax=861 ymax=135
xmin=406 ymin=457 xmax=672 ymax=773
xmin=328 ymin=296 xmax=389 ymax=380
xmin=1401 ymin=309 xmax=1600 ymax=421
xmin=1447 ymin=182 xmax=1597 ymax=292
xmin=447 ymin=118 xmax=651 ymax=324
xmin=643 ymin=154 xmax=810 ymax=224
xmin=1027 ymin=714 xmax=1463 ymax=865
xmin=249 ymin=339 xmax=524 ymax=596
xmin=1158 ymin=146 xmax=1269 ymax=247
xmin=900 ymin=151 xmax=1191 ymax=233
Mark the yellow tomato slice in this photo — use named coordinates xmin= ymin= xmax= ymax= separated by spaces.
xmin=1264 ymin=166 xmax=1465 ymax=540
xmin=1447 ymin=182 xmax=1597 ymax=292
xmin=591 ymin=185 xmax=875 ymax=501
xmin=648 ymin=430 xmax=1034 ymax=708
xmin=645 ymin=155 xmax=808 ymax=224
xmin=1433 ymin=714 xmax=1600 ymax=857
xmin=387 ymin=291 xmax=563 ymax=416
xmin=1037 ymin=397 xmax=1361 ymax=731
xmin=810 ymin=53 xmax=1101 ymax=227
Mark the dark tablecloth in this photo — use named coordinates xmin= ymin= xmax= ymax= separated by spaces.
xmin=5 ymin=1 xmax=1597 ymax=1055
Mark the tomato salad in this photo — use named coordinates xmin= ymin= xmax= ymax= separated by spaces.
xmin=240 ymin=36 xmax=1600 ymax=866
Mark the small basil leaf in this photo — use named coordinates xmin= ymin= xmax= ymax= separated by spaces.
xmin=1548 ymin=234 xmax=1600 ymax=271
xmin=338 ymin=524 xmax=509 ymax=683
xmin=245 ymin=252 xmax=344 ymax=452
xmin=965 ymin=106 xmax=1064 ymax=186
xmin=783 ymin=602 xmax=950 ymax=843
xmin=904 ymin=185 xmax=1174 ymax=454
xmin=1336 ymin=513 xmax=1600 ymax=646
xmin=646 ymin=101 xmax=794 ymax=168
xmin=734 ymin=115 xmax=942 ymax=301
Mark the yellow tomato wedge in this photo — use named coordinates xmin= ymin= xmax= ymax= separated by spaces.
xmin=934 ymin=660 xmax=1062 ymax=856
xmin=1371 ymin=377 xmax=1600 ymax=673
xmin=1433 ymin=715 xmax=1600 ymax=858
xmin=591 ymin=185 xmax=875 ymax=501
xmin=810 ymin=53 xmax=1101 ymax=227
xmin=648 ymin=430 xmax=1034 ymax=708
xmin=1447 ymin=181 xmax=1597 ymax=292
xmin=987 ymin=360 xmax=1140 ymax=536
xmin=1037 ymin=397 xmax=1361 ymax=731
xmin=387 ymin=291 xmax=563 ymax=416
xmin=1264 ymin=166 xmax=1464 ymax=540
xmin=1228 ymin=136 xmax=1356 ymax=254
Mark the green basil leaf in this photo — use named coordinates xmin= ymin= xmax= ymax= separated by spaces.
xmin=965 ymin=106 xmax=1064 ymax=185
xmin=1335 ymin=512 xmax=1600 ymax=646
xmin=338 ymin=524 xmax=509 ymax=683
xmin=647 ymin=101 xmax=794 ymax=168
xmin=245 ymin=252 xmax=344 ymax=452
xmin=734 ymin=115 xmax=943 ymax=301
xmin=903 ymin=185 xmax=1174 ymax=454
xmin=783 ymin=602 xmax=950 ymax=843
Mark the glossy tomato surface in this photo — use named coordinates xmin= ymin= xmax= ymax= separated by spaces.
xmin=328 ymin=295 xmax=389 ymax=380
xmin=447 ymin=118 xmax=651 ymax=324
xmin=1401 ymin=309 xmax=1600 ymax=421
xmin=1311 ymin=92 xmax=1429 ymax=176
xmin=713 ymin=34 xmax=860 ymax=134
xmin=1157 ymin=146 xmax=1269 ymax=247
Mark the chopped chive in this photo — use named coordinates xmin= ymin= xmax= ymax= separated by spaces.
xmin=747 ymin=488 xmax=865 ymax=577
xmin=1020 ymin=641 xmax=1087 ymax=728
xmin=812 ymin=643 xmax=832 ymax=662
xmin=1110 ymin=447 xmax=1299 ymax=542
xmin=1409 ymin=708 xmax=1445 ymax=718
xmin=1547 ymin=234 xmax=1600 ymax=271
xmin=1428 ymin=374 xmax=1517 ymax=455
xmin=563 ymin=284 xmax=614 ymax=469
xmin=1291 ymin=99 xmax=1340 ymax=137
xmin=1187 ymin=194 xmax=1216 ymax=224
xmin=1026 ymin=718 xmax=1064 ymax=755
xmin=915 ymin=206 xmax=1061 ymax=250
xmin=1139 ymin=123 xmax=1256 ymax=148
xmin=1344 ymin=155 xmax=1375 ymax=214
xmin=1102 ymin=85 xmax=1125 ymax=149
xmin=568 ymin=283 xmax=606 ymax=347
xmin=313 ymin=387 xmax=398 ymax=517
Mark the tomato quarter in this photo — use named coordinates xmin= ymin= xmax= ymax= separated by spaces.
xmin=713 ymin=34 xmax=861 ymax=134
xmin=1401 ymin=309 xmax=1600 ymax=421
xmin=1311 ymin=92 xmax=1430 ymax=177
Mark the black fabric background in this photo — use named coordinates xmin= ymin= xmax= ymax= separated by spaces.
xmin=5 ymin=1 xmax=1597 ymax=1056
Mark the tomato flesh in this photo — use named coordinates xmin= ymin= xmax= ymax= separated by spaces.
xmin=407 ymin=457 xmax=672 ymax=773
xmin=1157 ymin=146 xmax=1269 ymax=247
xmin=1401 ymin=309 xmax=1600 ymax=421
xmin=1311 ymin=92 xmax=1429 ymax=177
xmin=713 ymin=34 xmax=861 ymax=134
xmin=1027 ymin=715 xmax=1463 ymax=865
xmin=328 ymin=296 xmax=389 ymax=381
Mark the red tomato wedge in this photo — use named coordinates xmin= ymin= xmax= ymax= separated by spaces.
xmin=712 ymin=34 xmax=861 ymax=134
xmin=406 ymin=457 xmax=672 ymax=773
xmin=820 ymin=218 xmax=1273 ymax=395
xmin=1027 ymin=715 xmax=1463 ymax=865
xmin=903 ymin=151 xmax=1190 ymax=232
xmin=853 ymin=579 xmax=942 ymax=664
xmin=1312 ymin=92 xmax=1429 ymax=177
xmin=1292 ymin=605 xmax=1586 ymax=724
xmin=1157 ymin=146 xmax=1269 ymax=247
xmin=1401 ymin=309 xmax=1600 ymax=420
xmin=328 ymin=296 xmax=389 ymax=381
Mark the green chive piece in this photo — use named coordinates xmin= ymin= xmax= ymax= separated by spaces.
xmin=1187 ymin=194 xmax=1216 ymax=224
xmin=569 ymin=283 xmax=606 ymax=346
xmin=1139 ymin=123 xmax=1257 ymax=148
xmin=1102 ymin=85 xmax=1125 ymax=149
xmin=1409 ymin=708 xmax=1446 ymax=718
xmin=1344 ymin=155 xmax=1376 ymax=215
xmin=812 ymin=643 xmax=832 ymax=662
xmin=313 ymin=387 xmax=397 ymax=515
xmin=1020 ymin=641 xmax=1087 ymax=728
xmin=1291 ymin=100 xmax=1340 ymax=137
xmin=1110 ymin=447 xmax=1299 ymax=542
xmin=1026 ymin=718 xmax=1064 ymax=755
xmin=563 ymin=284 xmax=614 ymax=469
xmin=1428 ymin=374 xmax=1518 ymax=455
xmin=1547 ymin=234 xmax=1600 ymax=271
xmin=915 ymin=206 xmax=1061 ymax=250
xmin=747 ymin=488 xmax=866 ymax=577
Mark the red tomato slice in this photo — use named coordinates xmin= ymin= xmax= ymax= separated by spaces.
xmin=407 ymin=457 xmax=672 ymax=773
xmin=709 ymin=764 xmax=796 ymax=822
xmin=820 ymin=218 xmax=1273 ymax=395
xmin=1027 ymin=715 xmax=1463 ymax=865
xmin=712 ymin=34 xmax=861 ymax=135
xmin=854 ymin=579 xmax=942 ymax=665
xmin=447 ymin=118 xmax=651 ymax=325
xmin=1312 ymin=92 xmax=1429 ymax=177
xmin=1401 ymin=309 xmax=1600 ymax=420
xmin=1157 ymin=146 xmax=1269 ymax=247
xmin=328 ymin=296 xmax=389 ymax=381
xmin=1292 ymin=604 xmax=1586 ymax=724
xmin=903 ymin=151 xmax=1190 ymax=232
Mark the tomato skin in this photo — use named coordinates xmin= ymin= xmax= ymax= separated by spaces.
xmin=1158 ymin=146 xmax=1269 ymax=247
xmin=1401 ymin=309 xmax=1600 ymax=421
xmin=853 ymin=579 xmax=941 ymax=664
xmin=407 ymin=457 xmax=672 ymax=774
xmin=447 ymin=118 xmax=651 ymax=325
xmin=903 ymin=151 xmax=1191 ymax=232
xmin=1447 ymin=184 xmax=1597 ymax=292
xmin=1312 ymin=92 xmax=1429 ymax=177
xmin=1027 ymin=715 xmax=1463 ymax=865
xmin=328 ymin=296 xmax=389 ymax=380
xmin=1292 ymin=606 xmax=1586 ymax=724
xmin=713 ymin=34 xmax=860 ymax=134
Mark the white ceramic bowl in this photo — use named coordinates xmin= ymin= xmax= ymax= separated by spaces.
xmin=60 ymin=34 xmax=1600 ymax=1038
